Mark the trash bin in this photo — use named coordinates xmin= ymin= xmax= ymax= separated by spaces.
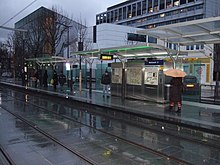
xmin=164 ymin=84 xmax=171 ymax=100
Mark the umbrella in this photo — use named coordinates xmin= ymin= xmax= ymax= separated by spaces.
xmin=164 ymin=69 xmax=186 ymax=78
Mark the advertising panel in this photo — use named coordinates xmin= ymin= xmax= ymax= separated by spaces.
xmin=127 ymin=67 xmax=142 ymax=85
xmin=112 ymin=68 xmax=122 ymax=84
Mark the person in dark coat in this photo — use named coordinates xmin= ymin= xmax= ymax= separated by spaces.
xmin=43 ymin=70 xmax=48 ymax=87
xmin=52 ymin=70 xmax=58 ymax=90
xmin=169 ymin=77 xmax=183 ymax=112
xmin=101 ymin=70 xmax=111 ymax=98
xmin=58 ymin=71 xmax=66 ymax=91
xmin=21 ymin=69 xmax=26 ymax=86
xmin=33 ymin=70 xmax=39 ymax=88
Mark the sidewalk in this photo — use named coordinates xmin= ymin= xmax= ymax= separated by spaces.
xmin=1 ymin=79 xmax=220 ymax=135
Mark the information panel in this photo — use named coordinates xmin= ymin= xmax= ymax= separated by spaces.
xmin=144 ymin=67 xmax=159 ymax=85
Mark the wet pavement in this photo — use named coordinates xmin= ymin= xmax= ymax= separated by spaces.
xmin=0 ymin=81 xmax=220 ymax=164
xmin=1 ymin=79 xmax=220 ymax=134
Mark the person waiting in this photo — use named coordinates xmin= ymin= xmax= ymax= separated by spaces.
xmin=101 ymin=70 xmax=111 ymax=98
xmin=59 ymin=71 xmax=66 ymax=91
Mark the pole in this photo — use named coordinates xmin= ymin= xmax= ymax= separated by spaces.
xmin=215 ymin=71 xmax=219 ymax=101
xmin=78 ymin=42 xmax=83 ymax=95
xmin=79 ymin=55 xmax=82 ymax=95
xmin=67 ymin=27 xmax=70 ymax=86
xmin=101 ymin=60 xmax=103 ymax=75
xmin=89 ymin=62 xmax=92 ymax=94
xmin=121 ymin=61 xmax=126 ymax=102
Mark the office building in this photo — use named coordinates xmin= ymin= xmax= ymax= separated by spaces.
xmin=14 ymin=7 xmax=83 ymax=75
xmin=96 ymin=0 xmax=220 ymax=29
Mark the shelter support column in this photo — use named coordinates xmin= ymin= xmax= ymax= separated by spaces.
xmin=79 ymin=56 xmax=82 ymax=95
xmin=121 ymin=61 xmax=126 ymax=101
xmin=78 ymin=42 xmax=83 ymax=95
xmin=89 ymin=63 xmax=92 ymax=94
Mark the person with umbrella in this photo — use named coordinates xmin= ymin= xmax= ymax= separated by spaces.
xmin=164 ymin=69 xmax=186 ymax=113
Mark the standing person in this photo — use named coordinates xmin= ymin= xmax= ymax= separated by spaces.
xmin=33 ymin=70 xmax=39 ymax=88
xmin=101 ymin=70 xmax=111 ymax=98
xmin=43 ymin=70 xmax=48 ymax=87
xmin=169 ymin=77 xmax=183 ymax=113
xmin=38 ymin=69 xmax=42 ymax=87
xmin=52 ymin=70 xmax=58 ymax=90
xmin=59 ymin=71 xmax=66 ymax=91
xmin=21 ymin=69 xmax=26 ymax=86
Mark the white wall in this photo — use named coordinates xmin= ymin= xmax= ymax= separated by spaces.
xmin=87 ymin=23 xmax=146 ymax=49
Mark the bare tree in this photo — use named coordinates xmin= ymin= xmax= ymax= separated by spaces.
xmin=25 ymin=17 xmax=46 ymax=58
xmin=71 ymin=16 xmax=88 ymax=51
xmin=44 ymin=6 xmax=72 ymax=56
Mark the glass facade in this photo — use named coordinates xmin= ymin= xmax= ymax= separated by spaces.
xmin=96 ymin=0 xmax=205 ymax=28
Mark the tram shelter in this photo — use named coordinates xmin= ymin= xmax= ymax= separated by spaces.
xmin=25 ymin=56 xmax=75 ymax=87
xmin=73 ymin=43 xmax=189 ymax=103
xmin=137 ymin=16 xmax=220 ymax=102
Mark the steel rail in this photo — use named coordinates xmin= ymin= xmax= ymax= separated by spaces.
xmin=0 ymin=106 xmax=98 ymax=165
xmin=4 ymin=92 xmax=194 ymax=165
xmin=0 ymin=144 xmax=16 ymax=165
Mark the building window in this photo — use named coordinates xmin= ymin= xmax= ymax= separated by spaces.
xmin=137 ymin=2 xmax=142 ymax=16
xmin=188 ymin=0 xmax=194 ymax=3
xmin=148 ymin=36 xmax=157 ymax=43
xmin=154 ymin=0 xmax=159 ymax=12
xmin=114 ymin=10 xmax=118 ymax=21
xmin=148 ymin=0 xmax=153 ymax=13
xmin=127 ymin=33 xmax=146 ymax=42
xmin=107 ymin=12 xmax=110 ymax=23
xmin=160 ymin=0 xmax=165 ymax=10
xmin=174 ymin=0 xmax=180 ymax=6
xmin=123 ymin=7 xmax=126 ymax=19
xmin=173 ymin=44 xmax=177 ymax=50
xmin=166 ymin=0 xmax=173 ymax=9
xmin=111 ymin=11 xmax=114 ymax=22
xmin=142 ymin=0 xmax=146 ymax=14
xmin=127 ymin=5 xmax=132 ymax=18
xmin=119 ymin=8 xmax=122 ymax=20
xmin=93 ymin=26 xmax=96 ymax=43
xmin=160 ymin=13 xmax=165 ymax=17
xmin=180 ymin=0 xmax=186 ymax=5
xmin=201 ymin=44 xmax=204 ymax=49
xmin=132 ymin=4 xmax=136 ymax=17
xmin=169 ymin=43 xmax=172 ymax=49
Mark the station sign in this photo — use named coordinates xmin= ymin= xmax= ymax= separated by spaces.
xmin=145 ymin=59 xmax=164 ymax=65
xmin=100 ymin=54 xmax=113 ymax=60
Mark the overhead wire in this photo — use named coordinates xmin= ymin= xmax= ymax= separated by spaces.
xmin=1 ymin=0 xmax=38 ymax=26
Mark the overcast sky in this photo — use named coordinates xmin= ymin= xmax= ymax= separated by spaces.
xmin=0 ymin=0 xmax=125 ymax=42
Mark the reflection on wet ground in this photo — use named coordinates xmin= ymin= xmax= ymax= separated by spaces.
xmin=0 ymin=87 xmax=220 ymax=164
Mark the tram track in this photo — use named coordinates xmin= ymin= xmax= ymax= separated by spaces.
xmin=0 ymin=106 xmax=98 ymax=165
xmin=1 ymin=89 xmax=194 ymax=165
xmin=1 ymin=88 xmax=212 ymax=164
xmin=5 ymin=87 xmax=220 ymax=150
xmin=0 ymin=144 xmax=15 ymax=165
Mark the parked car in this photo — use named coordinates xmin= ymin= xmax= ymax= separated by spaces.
xmin=183 ymin=75 xmax=200 ymax=94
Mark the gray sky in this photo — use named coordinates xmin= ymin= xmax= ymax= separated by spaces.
xmin=0 ymin=0 xmax=125 ymax=42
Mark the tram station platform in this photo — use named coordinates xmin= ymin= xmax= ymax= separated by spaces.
xmin=1 ymin=79 xmax=220 ymax=135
